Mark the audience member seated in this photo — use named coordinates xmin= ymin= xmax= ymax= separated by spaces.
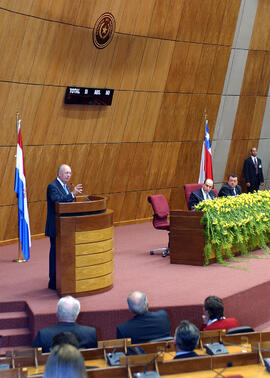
xmin=116 ymin=290 xmax=171 ymax=344
xmin=33 ymin=296 xmax=97 ymax=352
xmin=174 ymin=320 xmax=200 ymax=359
xmin=201 ymin=296 xmax=239 ymax=331
xmin=188 ymin=179 xmax=216 ymax=210
xmin=43 ymin=344 xmax=86 ymax=378
xmin=218 ymin=174 xmax=242 ymax=197
xmin=52 ymin=332 xmax=80 ymax=349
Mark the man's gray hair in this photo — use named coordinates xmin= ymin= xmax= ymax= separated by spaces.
xmin=175 ymin=320 xmax=200 ymax=352
xmin=127 ymin=291 xmax=148 ymax=315
xmin=57 ymin=296 xmax=80 ymax=321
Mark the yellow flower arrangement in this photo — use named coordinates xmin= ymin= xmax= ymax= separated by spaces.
xmin=195 ymin=191 xmax=270 ymax=265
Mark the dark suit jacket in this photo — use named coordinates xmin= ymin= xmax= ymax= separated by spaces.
xmin=32 ymin=322 xmax=97 ymax=353
xmin=116 ymin=310 xmax=171 ymax=344
xmin=243 ymin=156 xmax=264 ymax=185
xmin=218 ymin=184 xmax=242 ymax=197
xmin=188 ymin=189 xmax=216 ymax=210
xmin=174 ymin=351 xmax=199 ymax=359
xmin=45 ymin=179 xmax=74 ymax=237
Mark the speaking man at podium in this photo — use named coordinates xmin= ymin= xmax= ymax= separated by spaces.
xmin=46 ymin=164 xmax=82 ymax=290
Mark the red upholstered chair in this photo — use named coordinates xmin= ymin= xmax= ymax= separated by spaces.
xmin=184 ymin=183 xmax=218 ymax=208
xmin=184 ymin=184 xmax=203 ymax=208
xmin=147 ymin=195 xmax=170 ymax=257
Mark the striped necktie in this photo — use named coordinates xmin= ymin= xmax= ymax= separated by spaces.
xmin=64 ymin=184 xmax=69 ymax=194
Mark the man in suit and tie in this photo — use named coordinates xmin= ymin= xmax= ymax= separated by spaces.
xmin=174 ymin=320 xmax=200 ymax=359
xmin=116 ymin=291 xmax=171 ymax=344
xmin=218 ymin=174 xmax=242 ymax=197
xmin=243 ymin=147 xmax=264 ymax=193
xmin=33 ymin=296 xmax=97 ymax=352
xmin=188 ymin=179 xmax=216 ymax=210
xmin=46 ymin=164 xmax=82 ymax=290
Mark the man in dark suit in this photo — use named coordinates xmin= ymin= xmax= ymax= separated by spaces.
xmin=188 ymin=179 xmax=216 ymax=210
xmin=218 ymin=174 xmax=242 ymax=197
xmin=46 ymin=164 xmax=82 ymax=289
xmin=33 ymin=296 xmax=97 ymax=353
xmin=116 ymin=291 xmax=171 ymax=344
xmin=243 ymin=147 xmax=264 ymax=193
xmin=174 ymin=320 xmax=200 ymax=359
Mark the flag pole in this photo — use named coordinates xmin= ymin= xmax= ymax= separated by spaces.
xmin=13 ymin=112 xmax=26 ymax=263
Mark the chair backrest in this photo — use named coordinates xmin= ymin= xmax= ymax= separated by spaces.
xmin=226 ymin=326 xmax=254 ymax=335
xmin=184 ymin=184 xmax=203 ymax=207
xmin=148 ymin=195 xmax=170 ymax=230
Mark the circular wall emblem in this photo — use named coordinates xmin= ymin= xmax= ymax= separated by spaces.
xmin=93 ymin=13 xmax=115 ymax=49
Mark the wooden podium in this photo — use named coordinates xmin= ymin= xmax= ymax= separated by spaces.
xmin=170 ymin=210 xmax=206 ymax=266
xmin=55 ymin=195 xmax=113 ymax=297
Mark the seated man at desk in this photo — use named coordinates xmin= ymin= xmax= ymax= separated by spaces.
xmin=201 ymin=296 xmax=239 ymax=331
xmin=188 ymin=179 xmax=216 ymax=210
xmin=218 ymin=174 xmax=242 ymax=197
xmin=174 ymin=320 xmax=200 ymax=359
xmin=116 ymin=290 xmax=171 ymax=344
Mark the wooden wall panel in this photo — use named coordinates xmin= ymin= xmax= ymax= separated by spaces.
xmin=219 ymin=0 xmax=241 ymax=45
xmin=0 ymin=148 xmax=12 ymax=206
xmin=179 ymin=44 xmax=203 ymax=92
xmin=194 ymin=45 xmax=217 ymax=93
xmin=46 ymin=0 xmax=81 ymax=24
xmin=150 ymin=40 xmax=174 ymax=92
xmin=147 ymin=0 xmax=170 ymax=39
xmin=120 ymin=191 xmax=140 ymax=221
xmin=160 ymin=0 xmax=184 ymax=40
xmin=0 ymin=0 xmax=33 ymax=13
xmin=120 ymin=36 xmax=146 ymax=90
xmin=110 ymin=144 xmax=138 ymax=193
xmin=157 ymin=142 xmax=181 ymax=189
xmin=258 ymin=52 xmax=270 ymax=96
xmin=137 ymin=93 xmax=163 ymax=143
xmin=3 ymin=205 xmax=18 ymax=241
xmin=1 ymin=84 xmax=26 ymax=146
xmin=94 ymin=144 xmax=121 ymax=194
xmin=208 ymin=46 xmax=231 ymax=94
xmin=232 ymin=96 xmax=267 ymax=140
xmin=135 ymin=38 xmax=161 ymax=91
xmin=170 ymin=187 xmax=186 ymax=210
xmin=122 ymin=92 xmax=148 ymax=142
xmin=107 ymin=192 xmax=124 ymax=223
xmin=165 ymin=42 xmax=190 ymax=92
xmin=250 ymin=0 xmax=270 ymax=50
xmin=118 ymin=0 xmax=142 ymax=35
xmin=126 ymin=143 xmax=153 ymax=191
xmin=241 ymin=51 xmax=267 ymax=96
xmin=0 ymin=12 xmax=27 ymax=82
xmin=174 ymin=142 xmax=203 ymax=186
xmin=204 ymin=0 xmax=227 ymax=44
xmin=153 ymin=93 xmax=178 ymax=142
xmin=144 ymin=143 xmax=168 ymax=189
xmin=134 ymin=0 xmax=155 ymax=36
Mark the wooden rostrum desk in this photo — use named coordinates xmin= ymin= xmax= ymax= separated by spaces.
xmin=55 ymin=195 xmax=114 ymax=297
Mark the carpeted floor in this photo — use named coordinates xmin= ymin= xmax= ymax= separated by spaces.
xmin=1 ymin=222 xmax=270 ymax=343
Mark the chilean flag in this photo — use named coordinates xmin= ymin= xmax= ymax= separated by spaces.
xmin=198 ymin=120 xmax=213 ymax=183
xmin=14 ymin=119 xmax=31 ymax=260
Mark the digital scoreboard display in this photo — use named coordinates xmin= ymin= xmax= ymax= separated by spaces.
xmin=64 ymin=87 xmax=114 ymax=106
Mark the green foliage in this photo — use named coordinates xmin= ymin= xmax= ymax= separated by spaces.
xmin=195 ymin=191 xmax=270 ymax=265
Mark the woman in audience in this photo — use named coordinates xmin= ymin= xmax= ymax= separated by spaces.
xmin=43 ymin=343 xmax=86 ymax=378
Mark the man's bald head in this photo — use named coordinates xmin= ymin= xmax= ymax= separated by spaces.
xmin=127 ymin=291 xmax=148 ymax=315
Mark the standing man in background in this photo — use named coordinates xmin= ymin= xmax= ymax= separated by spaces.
xmin=243 ymin=147 xmax=264 ymax=193
xmin=46 ymin=164 xmax=82 ymax=290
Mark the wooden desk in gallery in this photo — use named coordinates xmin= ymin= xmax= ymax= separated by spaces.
xmin=55 ymin=195 xmax=114 ymax=297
